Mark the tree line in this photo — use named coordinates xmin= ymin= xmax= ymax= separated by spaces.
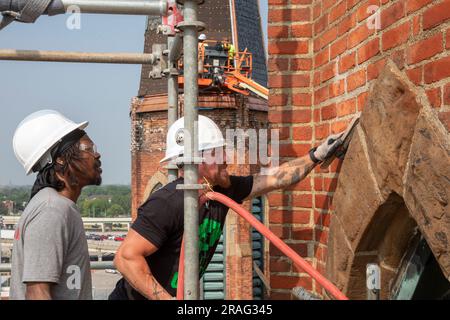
xmin=0 ymin=185 xmax=131 ymax=217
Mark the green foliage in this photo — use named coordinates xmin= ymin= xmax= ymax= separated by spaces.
xmin=0 ymin=185 xmax=131 ymax=217
xmin=0 ymin=186 xmax=30 ymax=212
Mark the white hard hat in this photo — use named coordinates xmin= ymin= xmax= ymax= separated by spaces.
xmin=198 ymin=34 xmax=206 ymax=41
xmin=13 ymin=110 xmax=88 ymax=175
xmin=160 ymin=115 xmax=225 ymax=163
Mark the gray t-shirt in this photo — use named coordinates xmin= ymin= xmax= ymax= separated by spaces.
xmin=10 ymin=187 xmax=92 ymax=300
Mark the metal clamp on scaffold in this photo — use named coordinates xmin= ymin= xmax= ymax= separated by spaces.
xmin=175 ymin=156 xmax=204 ymax=165
xmin=176 ymin=20 xmax=205 ymax=32
xmin=176 ymin=0 xmax=204 ymax=5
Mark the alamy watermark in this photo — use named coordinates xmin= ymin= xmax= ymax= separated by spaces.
xmin=173 ymin=125 xmax=280 ymax=175
xmin=66 ymin=5 xmax=81 ymax=30
xmin=367 ymin=5 xmax=381 ymax=31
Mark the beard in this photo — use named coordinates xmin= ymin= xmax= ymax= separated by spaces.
xmin=215 ymin=166 xmax=231 ymax=188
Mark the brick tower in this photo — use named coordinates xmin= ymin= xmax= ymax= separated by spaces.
xmin=130 ymin=0 xmax=268 ymax=299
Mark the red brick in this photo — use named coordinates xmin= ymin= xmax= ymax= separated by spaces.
xmin=392 ymin=49 xmax=406 ymax=69
xmin=339 ymin=51 xmax=356 ymax=73
xmin=319 ymin=27 xmax=338 ymax=49
xmin=292 ymin=194 xmax=313 ymax=208
xmin=382 ymin=22 xmax=411 ymax=51
xmin=269 ymin=93 xmax=288 ymax=107
xmin=358 ymin=38 xmax=380 ymax=64
xmin=347 ymin=69 xmax=366 ymax=92
xmin=315 ymin=48 xmax=330 ymax=67
xmin=269 ymin=7 xmax=311 ymax=23
xmin=269 ymin=209 xmax=311 ymax=224
xmin=292 ymin=0 xmax=313 ymax=4
xmin=269 ymin=40 xmax=309 ymax=54
xmin=323 ymin=0 xmax=336 ymax=12
xmin=381 ymin=1 xmax=406 ymax=29
xmin=313 ymin=3 xmax=321 ymax=19
xmin=313 ymin=70 xmax=321 ymax=86
xmin=407 ymin=33 xmax=443 ymax=65
xmin=291 ymin=58 xmax=312 ymax=71
xmin=329 ymin=79 xmax=345 ymax=97
xmin=444 ymin=83 xmax=450 ymax=105
xmin=338 ymin=14 xmax=356 ymax=36
xmin=330 ymin=1 xmax=347 ymax=23
xmin=293 ymin=126 xmax=313 ymax=140
xmin=337 ymin=98 xmax=357 ymax=116
xmin=314 ymin=177 xmax=324 ymax=191
xmin=314 ymin=85 xmax=329 ymax=103
xmin=447 ymin=28 xmax=450 ymax=49
xmin=406 ymin=66 xmax=422 ymax=85
xmin=278 ymin=126 xmax=291 ymax=141
xmin=268 ymin=109 xmax=312 ymax=123
xmin=321 ymin=62 xmax=337 ymax=82
xmin=426 ymin=87 xmax=442 ymax=108
xmin=270 ymin=225 xmax=290 ymax=238
xmin=347 ymin=0 xmax=360 ymax=9
xmin=315 ymin=123 xmax=330 ymax=140
xmin=270 ymin=275 xmax=312 ymax=290
xmin=268 ymin=58 xmax=289 ymax=72
xmin=367 ymin=59 xmax=386 ymax=81
xmin=357 ymin=0 xmax=380 ymax=22
xmin=315 ymin=229 xmax=329 ymax=244
xmin=357 ymin=91 xmax=369 ymax=111
xmin=270 ymin=258 xmax=291 ymax=273
xmin=423 ymin=0 xmax=450 ymax=30
xmin=321 ymin=103 xmax=337 ymax=120
xmin=269 ymin=74 xmax=310 ymax=88
xmin=279 ymin=144 xmax=311 ymax=157
xmin=267 ymin=193 xmax=290 ymax=207
xmin=315 ymin=194 xmax=331 ymax=210
xmin=268 ymin=25 xmax=289 ymax=38
xmin=406 ymin=0 xmax=433 ymax=13
xmin=330 ymin=36 xmax=348 ymax=59
xmin=348 ymin=23 xmax=374 ymax=49
xmin=331 ymin=119 xmax=351 ymax=133
xmin=424 ymin=56 xmax=450 ymax=84
xmin=270 ymin=243 xmax=308 ymax=259
xmin=291 ymin=227 xmax=314 ymax=241
xmin=269 ymin=292 xmax=292 ymax=300
xmin=323 ymin=177 xmax=338 ymax=191
xmin=292 ymin=23 xmax=313 ymax=37
xmin=313 ymin=109 xmax=321 ymax=122
xmin=413 ymin=15 xmax=421 ymax=36
xmin=314 ymin=14 xmax=328 ymax=35
xmin=292 ymin=93 xmax=312 ymax=106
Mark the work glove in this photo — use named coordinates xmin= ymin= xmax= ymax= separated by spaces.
xmin=309 ymin=132 xmax=344 ymax=163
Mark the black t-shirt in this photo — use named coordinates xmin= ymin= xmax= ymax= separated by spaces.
xmin=111 ymin=175 xmax=253 ymax=300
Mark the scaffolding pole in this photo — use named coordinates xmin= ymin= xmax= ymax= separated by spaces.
xmin=167 ymin=35 xmax=179 ymax=182
xmin=0 ymin=0 xmax=168 ymax=17
xmin=176 ymin=0 xmax=203 ymax=300
xmin=0 ymin=49 xmax=157 ymax=64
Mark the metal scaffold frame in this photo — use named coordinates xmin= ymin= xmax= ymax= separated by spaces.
xmin=0 ymin=0 xmax=203 ymax=300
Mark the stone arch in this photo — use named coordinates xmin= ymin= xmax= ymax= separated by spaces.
xmin=142 ymin=171 xmax=168 ymax=205
xmin=326 ymin=61 xmax=450 ymax=299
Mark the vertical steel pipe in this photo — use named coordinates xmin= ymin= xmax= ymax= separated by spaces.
xmin=167 ymin=36 xmax=179 ymax=183
xmin=182 ymin=0 xmax=200 ymax=300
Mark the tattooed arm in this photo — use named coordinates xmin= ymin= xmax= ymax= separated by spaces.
xmin=246 ymin=154 xmax=317 ymax=199
xmin=114 ymin=229 xmax=173 ymax=300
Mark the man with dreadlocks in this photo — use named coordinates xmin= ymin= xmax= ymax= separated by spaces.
xmin=10 ymin=110 xmax=102 ymax=300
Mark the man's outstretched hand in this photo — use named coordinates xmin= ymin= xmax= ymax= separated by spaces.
xmin=313 ymin=132 xmax=344 ymax=162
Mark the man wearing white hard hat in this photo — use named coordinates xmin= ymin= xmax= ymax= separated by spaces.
xmin=10 ymin=110 xmax=102 ymax=300
xmin=111 ymin=115 xmax=343 ymax=300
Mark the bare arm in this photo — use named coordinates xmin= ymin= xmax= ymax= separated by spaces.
xmin=246 ymin=154 xmax=316 ymax=199
xmin=25 ymin=283 xmax=52 ymax=300
xmin=114 ymin=229 xmax=173 ymax=300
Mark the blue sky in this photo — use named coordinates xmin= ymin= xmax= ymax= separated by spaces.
xmin=0 ymin=1 xmax=268 ymax=186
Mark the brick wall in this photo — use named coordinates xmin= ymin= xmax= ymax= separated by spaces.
xmin=268 ymin=0 xmax=450 ymax=299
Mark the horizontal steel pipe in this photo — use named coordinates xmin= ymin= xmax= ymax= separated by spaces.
xmin=0 ymin=49 xmax=156 ymax=64
xmin=0 ymin=0 xmax=167 ymax=16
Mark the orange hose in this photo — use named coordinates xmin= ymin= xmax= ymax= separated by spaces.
xmin=177 ymin=192 xmax=348 ymax=300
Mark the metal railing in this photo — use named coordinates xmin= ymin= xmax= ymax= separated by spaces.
xmin=0 ymin=261 xmax=115 ymax=273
